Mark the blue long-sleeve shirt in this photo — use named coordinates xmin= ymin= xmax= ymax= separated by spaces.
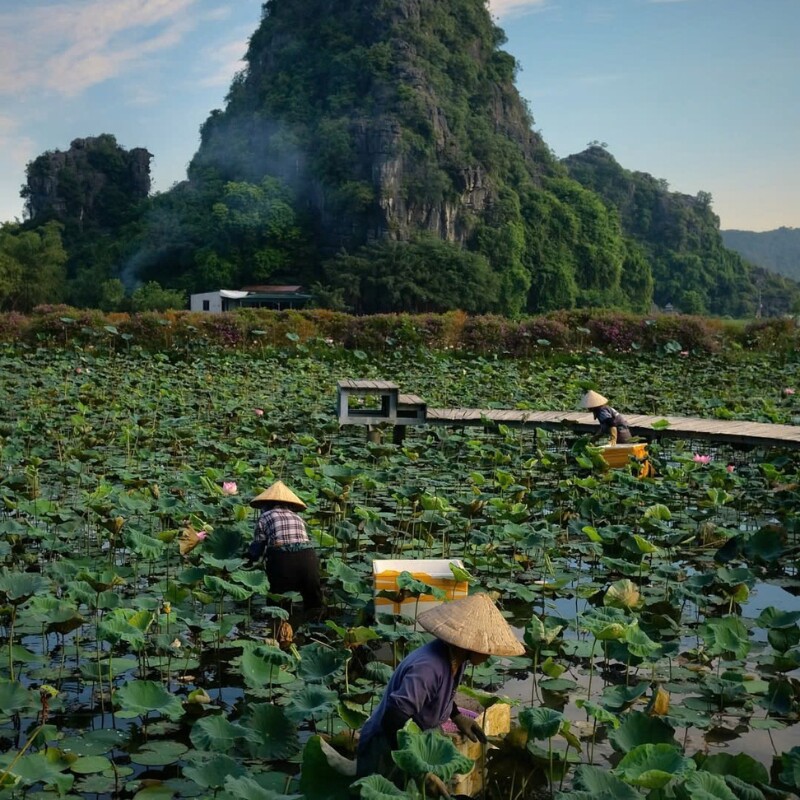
xmin=358 ymin=639 xmax=465 ymax=755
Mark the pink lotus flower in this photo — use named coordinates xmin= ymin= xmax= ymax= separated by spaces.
xmin=75 ymin=367 xmax=83 ymax=374
xmin=693 ymin=454 xmax=712 ymax=465
xmin=196 ymin=531 xmax=208 ymax=541
xmin=726 ymin=464 xmax=735 ymax=473
xmin=254 ymin=408 xmax=264 ymax=416
xmin=680 ymin=351 xmax=689 ymax=357
xmin=783 ymin=388 xmax=795 ymax=396
xmin=222 ymin=481 xmax=238 ymax=495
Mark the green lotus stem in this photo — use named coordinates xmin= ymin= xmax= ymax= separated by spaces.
xmin=8 ymin=606 xmax=16 ymax=681
xmin=586 ymin=637 xmax=599 ymax=702
xmin=0 ymin=723 xmax=44 ymax=787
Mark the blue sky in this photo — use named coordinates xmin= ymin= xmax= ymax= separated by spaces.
xmin=1 ymin=0 xmax=798 ymax=231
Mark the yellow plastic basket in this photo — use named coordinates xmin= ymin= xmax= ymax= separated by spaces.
xmin=600 ymin=443 xmax=654 ymax=477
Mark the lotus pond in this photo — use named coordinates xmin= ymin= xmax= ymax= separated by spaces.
xmin=0 ymin=342 xmax=799 ymax=800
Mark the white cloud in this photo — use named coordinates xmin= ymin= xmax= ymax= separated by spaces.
xmin=488 ymin=0 xmax=549 ymax=17
xmin=198 ymin=37 xmax=248 ymax=88
xmin=0 ymin=0 xmax=199 ymax=98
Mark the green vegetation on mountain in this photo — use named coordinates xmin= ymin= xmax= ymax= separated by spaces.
xmin=147 ymin=0 xmax=650 ymax=314
xmin=6 ymin=2 xmax=796 ymax=317
xmin=722 ymin=227 xmax=800 ymax=282
xmin=563 ymin=146 xmax=799 ymax=317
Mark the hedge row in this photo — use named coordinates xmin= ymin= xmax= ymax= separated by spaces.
xmin=1 ymin=306 xmax=797 ymax=355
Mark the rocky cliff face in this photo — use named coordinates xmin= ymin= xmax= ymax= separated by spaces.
xmin=183 ymin=0 xmax=652 ymax=314
xmin=189 ymin=0 xmax=552 ymax=250
xmin=23 ymin=135 xmax=151 ymax=227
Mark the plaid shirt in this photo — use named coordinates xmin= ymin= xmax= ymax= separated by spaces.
xmin=248 ymin=507 xmax=311 ymax=561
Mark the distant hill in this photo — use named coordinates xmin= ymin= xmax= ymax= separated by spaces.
xmin=564 ymin=146 xmax=799 ymax=316
xmin=722 ymin=227 xmax=800 ymax=282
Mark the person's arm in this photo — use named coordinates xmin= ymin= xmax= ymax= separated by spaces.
xmin=381 ymin=663 xmax=442 ymax=746
xmin=595 ymin=407 xmax=613 ymax=437
xmin=449 ymin=702 xmax=487 ymax=744
xmin=246 ymin=513 xmax=271 ymax=563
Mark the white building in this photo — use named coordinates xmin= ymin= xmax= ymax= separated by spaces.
xmin=190 ymin=286 xmax=311 ymax=312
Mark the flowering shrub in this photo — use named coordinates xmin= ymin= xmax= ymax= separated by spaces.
xmin=0 ymin=307 xmax=794 ymax=354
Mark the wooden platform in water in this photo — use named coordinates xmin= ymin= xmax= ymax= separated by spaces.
xmin=334 ymin=380 xmax=800 ymax=448
xmin=425 ymin=408 xmax=800 ymax=448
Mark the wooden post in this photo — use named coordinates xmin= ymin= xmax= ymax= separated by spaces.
xmin=367 ymin=426 xmax=382 ymax=444
xmin=393 ymin=426 xmax=406 ymax=445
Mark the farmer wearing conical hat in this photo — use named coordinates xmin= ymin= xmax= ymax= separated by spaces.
xmin=246 ymin=480 xmax=323 ymax=611
xmin=356 ymin=594 xmax=524 ymax=785
xmin=581 ymin=390 xmax=632 ymax=444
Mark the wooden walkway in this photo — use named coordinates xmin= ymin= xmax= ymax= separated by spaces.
xmin=425 ymin=408 xmax=800 ymax=449
xmin=334 ymin=380 xmax=800 ymax=449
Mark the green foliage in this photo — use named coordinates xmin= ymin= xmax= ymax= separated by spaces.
xmin=131 ymin=281 xmax=186 ymax=311
xmin=565 ymin=147 xmax=800 ymax=316
xmin=324 ymin=237 xmax=500 ymax=314
xmin=0 ymin=221 xmax=68 ymax=311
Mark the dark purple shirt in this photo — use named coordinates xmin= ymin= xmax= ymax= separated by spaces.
xmin=358 ymin=639 xmax=465 ymax=752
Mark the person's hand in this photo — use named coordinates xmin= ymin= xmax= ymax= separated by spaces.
xmin=452 ymin=713 xmax=487 ymax=744
xmin=424 ymin=773 xmax=451 ymax=798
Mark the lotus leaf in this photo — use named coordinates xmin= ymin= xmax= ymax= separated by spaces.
xmin=285 ymin=685 xmax=339 ymax=723
xmin=608 ymin=711 xmax=677 ymax=754
xmin=574 ymin=699 xmax=620 ymax=728
xmin=203 ymin=575 xmax=253 ymax=601
xmin=297 ymin=644 xmax=349 ymax=683
xmin=524 ymin=614 xmax=564 ymax=648
xmin=202 ymin=527 xmax=246 ymax=559
xmin=183 ymin=754 xmax=245 ymax=789
xmin=393 ymin=729 xmax=474 ymax=781
xmin=758 ymin=607 xmax=800 ymax=629
xmin=581 ymin=607 xmax=631 ymax=641
xmin=721 ymin=774 xmax=767 ymax=800
xmin=396 ymin=571 xmax=445 ymax=599
xmin=245 ymin=703 xmax=300 ymax=760
xmin=0 ymin=570 xmax=48 ymax=604
xmin=130 ymin=742 xmax=188 ymax=766
xmin=353 ymin=774 xmax=410 ymax=799
xmin=601 ymin=682 xmax=649 ymax=711
xmin=126 ymin=530 xmax=165 ymax=559
xmin=0 ymin=679 xmax=36 ymax=716
xmin=571 ymin=764 xmax=642 ymax=799
xmin=69 ymin=756 xmax=112 ymax=774
xmin=240 ymin=646 xmax=296 ymax=691
xmin=131 ymin=782 xmax=175 ymax=800
xmin=114 ymin=680 xmax=184 ymax=720
xmin=624 ymin=622 xmax=661 ymax=659
xmin=700 ymin=617 xmax=751 ymax=660
xmin=190 ymin=714 xmax=248 ymax=751
xmin=365 ymin=662 xmax=393 ymax=683
xmin=3 ymin=748 xmax=73 ymax=786
xmin=230 ymin=569 xmax=270 ymax=592
xmin=699 ymin=753 xmax=769 ymax=786
xmin=80 ymin=657 xmax=138 ymax=681
xmin=298 ymin=736 xmax=354 ymax=800
xmin=76 ymin=774 xmax=118 ymax=794
xmin=519 ymin=707 xmax=564 ymax=741
xmin=677 ymin=771 xmax=737 ymax=800
xmin=614 ymin=743 xmax=696 ymax=789
xmin=779 ymin=747 xmax=800 ymax=789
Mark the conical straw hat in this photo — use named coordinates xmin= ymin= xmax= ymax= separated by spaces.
xmin=250 ymin=480 xmax=307 ymax=510
xmin=581 ymin=390 xmax=608 ymax=409
xmin=417 ymin=594 xmax=525 ymax=656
